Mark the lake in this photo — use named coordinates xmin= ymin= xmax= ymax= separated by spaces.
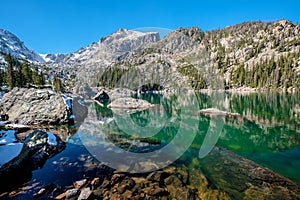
xmin=2 ymin=91 xmax=300 ymax=199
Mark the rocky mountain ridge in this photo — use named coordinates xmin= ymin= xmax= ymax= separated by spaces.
xmin=41 ymin=28 xmax=160 ymax=85
xmin=93 ymin=20 xmax=300 ymax=90
xmin=0 ymin=28 xmax=44 ymax=64
xmin=0 ymin=20 xmax=299 ymax=91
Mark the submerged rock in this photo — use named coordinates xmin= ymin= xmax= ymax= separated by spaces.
xmin=74 ymin=179 xmax=87 ymax=189
xmin=200 ymin=146 xmax=300 ymax=199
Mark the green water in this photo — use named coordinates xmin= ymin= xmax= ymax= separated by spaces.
xmin=3 ymin=91 xmax=300 ymax=198
xmin=91 ymin=91 xmax=300 ymax=183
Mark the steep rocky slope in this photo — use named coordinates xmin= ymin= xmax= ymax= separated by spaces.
xmin=92 ymin=20 xmax=300 ymax=90
xmin=44 ymin=29 xmax=160 ymax=84
xmin=204 ymin=20 xmax=300 ymax=88
xmin=0 ymin=28 xmax=44 ymax=64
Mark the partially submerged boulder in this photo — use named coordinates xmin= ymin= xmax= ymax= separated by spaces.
xmin=108 ymin=97 xmax=154 ymax=110
xmin=0 ymin=130 xmax=65 ymax=177
xmin=0 ymin=130 xmax=23 ymax=168
xmin=0 ymin=88 xmax=70 ymax=125
xmin=198 ymin=108 xmax=240 ymax=117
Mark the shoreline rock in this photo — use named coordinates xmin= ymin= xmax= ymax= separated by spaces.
xmin=107 ymin=97 xmax=154 ymax=110
xmin=0 ymin=130 xmax=65 ymax=180
xmin=198 ymin=108 xmax=240 ymax=117
xmin=0 ymin=88 xmax=70 ymax=125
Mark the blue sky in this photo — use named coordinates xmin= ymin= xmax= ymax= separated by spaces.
xmin=0 ymin=0 xmax=299 ymax=54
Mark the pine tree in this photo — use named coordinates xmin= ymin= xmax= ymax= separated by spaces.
xmin=40 ymin=71 xmax=46 ymax=85
xmin=0 ymin=69 xmax=5 ymax=87
xmin=16 ymin=65 xmax=24 ymax=87
xmin=32 ymin=66 xmax=40 ymax=85
xmin=5 ymin=54 xmax=15 ymax=89
xmin=21 ymin=62 xmax=32 ymax=86
xmin=53 ymin=75 xmax=64 ymax=92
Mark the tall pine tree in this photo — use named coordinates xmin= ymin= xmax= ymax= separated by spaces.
xmin=5 ymin=54 xmax=15 ymax=89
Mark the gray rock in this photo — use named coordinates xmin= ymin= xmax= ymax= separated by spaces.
xmin=0 ymin=88 xmax=69 ymax=125
xmin=108 ymin=97 xmax=154 ymax=110
xmin=107 ymin=88 xmax=134 ymax=100
xmin=74 ymin=84 xmax=96 ymax=99
xmin=78 ymin=187 xmax=92 ymax=200
xmin=65 ymin=188 xmax=80 ymax=199
xmin=32 ymin=187 xmax=46 ymax=198
xmin=198 ymin=108 xmax=240 ymax=117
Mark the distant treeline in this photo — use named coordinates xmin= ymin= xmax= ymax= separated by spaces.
xmin=0 ymin=53 xmax=64 ymax=91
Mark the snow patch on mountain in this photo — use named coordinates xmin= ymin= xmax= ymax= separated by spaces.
xmin=0 ymin=28 xmax=45 ymax=63
xmin=40 ymin=53 xmax=67 ymax=63
xmin=44 ymin=28 xmax=159 ymax=67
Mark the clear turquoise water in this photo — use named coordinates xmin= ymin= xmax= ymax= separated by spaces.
xmin=3 ymin=91 xmax=300 ymax=197
xmin=127 ymin=92 xmax=300 ymax=183
xmin=84 ymin=91 xmax=300 ymax=183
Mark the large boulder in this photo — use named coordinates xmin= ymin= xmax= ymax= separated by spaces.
xmin=108 ymin=97 xmax=154 ymax=110
xmin=0 ymin=87 xmax=70 ymax=125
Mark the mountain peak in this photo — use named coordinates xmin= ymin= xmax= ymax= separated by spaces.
xmin=117 ymin=28 xmax=129 ymax=33
xmin=0 ymin=28 xmax=44 ymax=63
